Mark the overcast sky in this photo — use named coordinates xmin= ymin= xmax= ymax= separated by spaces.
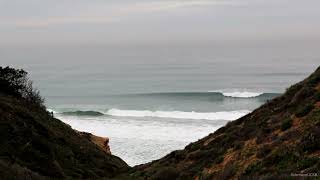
xmin=1 ymin=0 xmax=320 ymax=45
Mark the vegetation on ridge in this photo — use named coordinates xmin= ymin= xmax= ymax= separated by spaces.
xmin=0 ymin=66 xmax=129 ymax=179
xmin=0 ymin=66 xmax=44 ymax=108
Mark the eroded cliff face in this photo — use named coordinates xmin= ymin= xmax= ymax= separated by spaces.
xmin=78 ymin=132 xmax=111 ymax=154
xmin=126 ymin=66 xmax=320 ymax=179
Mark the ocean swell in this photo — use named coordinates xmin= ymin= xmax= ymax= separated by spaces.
xmin=105 ymin=109 xmax=250 ymax=121
xmin=52 ymin=109 xmax=250 ymax=121
xmin=61 ymin=110 xmax=104 ymax=116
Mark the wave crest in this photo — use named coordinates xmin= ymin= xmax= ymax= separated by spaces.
xmin=105 ymin=109 xmax=250 ymax=120
xmin=136 ymin=91 xmax=279 ymax=99
xmin=61 ymin=110 xmax=104 ymax=116
xmin=52 ymin=108 xmax=250 ymax=120
xmin=221 ymin=91 xmax=264 ymax=98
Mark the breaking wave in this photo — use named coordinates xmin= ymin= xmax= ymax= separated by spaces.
xmin=61 ymin=110 xmax=104 ymax=116
xmin=53 ymin=109 xmax=250 ymax=121
xmin=105 ymin=109 xmax=250 ymax=120
xmin=221 ymin=91 xmax=263 ymax=98
xmin=134 ymin=91 xmax=280 ymax=99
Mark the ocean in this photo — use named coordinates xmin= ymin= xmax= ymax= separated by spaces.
xmin=1 ymin=41 xmax=319 ymax=166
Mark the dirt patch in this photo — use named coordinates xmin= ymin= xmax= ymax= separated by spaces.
xmin=292 ymin=117 xmax=303 ymax=129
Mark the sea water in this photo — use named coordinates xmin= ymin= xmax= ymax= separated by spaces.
xmin=1 ymin=42 xmax=319 ymax=165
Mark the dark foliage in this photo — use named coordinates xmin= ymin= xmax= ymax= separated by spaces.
xmin=244 ymin=161 xmax=263 ymax=175
xmin=256 ymin=145 xmax=272 ymax=159
xmin=0 ymin=67 xmax=129 ymax=179
xmin=0 ymin=66 xmax=44 ymax=107
xmin=0 ymin=95 xmax=129 ymax=179
xmin=300 ymin=128 xmax=320 ymax=153
xmin=296 ymin=104 xmax=314 ymax=118
xmin=280 ymin=118 xmax=293 ymax=131
xmin=151 ymin=167 xmax=180 ymax=180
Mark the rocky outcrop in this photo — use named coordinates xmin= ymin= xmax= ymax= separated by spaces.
xmin=78 ymin=132 xmax=111 ymax=154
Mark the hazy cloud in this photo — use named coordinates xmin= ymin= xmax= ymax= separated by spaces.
xmin=0 ymin=0 xmax=247 ymax=27
xmin=0 ymin=0 xmax=319 ymax=44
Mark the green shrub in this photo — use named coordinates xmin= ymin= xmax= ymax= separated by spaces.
xmin=151 ymin=167 xmax=180 ymax=180
xmin=187 ymin=142 xmax=201 ymax=151
xmin=216 ymin=164 xmax=237 ymax=180
xmin=305 ymin=109 xmax=320 ymax=124
xmin=308 ymin=73 xmax=320 ymax=86
xmin=315 ymin=92 xmax=320 ymax=101
xmin=281 ymin=118 xmax=293 ymax=131
xmin=257 ymin=145 xmax=272 ymax=159
xmin=199 ymin=172 xmax=214 ymax=180
xmin=244 ymin=162 xmax=263 ymax=175
xmin=300 ymin=130 xmax=320 ymax=153
xmin=298 ymin=157 xmax=318 ymax=170
xmin=214 ymin=155 xmax=224 ymax=164
xmin=233 ymin=141 xmax=244 ymax=150
xmin=295 ymin=104 xmax=313 ymax=117
xmin=264 ymin=148 xmax=299 ymax=172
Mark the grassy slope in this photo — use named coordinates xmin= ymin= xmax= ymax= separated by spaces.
xmin=0 ymin=94 xmax=129 ymax=179
xmin=127 ymin=66 xmax=320 ymax=179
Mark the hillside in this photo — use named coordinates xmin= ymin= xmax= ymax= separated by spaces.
xmin=127 ymin=66 xmax=320 ymax=179
xmin=0 ymin=67 xmax=129 ymax=179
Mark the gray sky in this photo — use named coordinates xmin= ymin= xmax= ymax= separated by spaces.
xmin=1 ymin=0 xmax=320 ymax=45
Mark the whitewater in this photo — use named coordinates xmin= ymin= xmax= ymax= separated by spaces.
xmin=47 ymin=90 xmax=279 ymax=165
xmin=51 ymin=109 xmax=250 ymax=120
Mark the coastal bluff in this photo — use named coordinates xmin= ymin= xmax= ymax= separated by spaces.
xmin=0 ymin=66 xmax=128 ymax=179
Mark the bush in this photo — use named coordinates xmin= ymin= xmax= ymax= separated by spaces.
xmin=295 ymin=104 xmax=313 ymax=117
xmin=233 ymin=141 xmax=244 ymax=150
xmin=257 ymin=145 xmax=272 ymax=159
xmin=315 ymin=92 xmax=320 ymax=101
xmin=215 ymin=164 xmax=237 ymax=180
xmin=265 ymin=148 xmax=299 ymax=171
xmin=0 ymin=66 xmax=44 ymax=107
xmin=0 ymin=67 xmax=26 ymax=96
xmin=300 ymin=129 xmax=320 ymax=153
xmin=151 ymin=167 xmax=180 ymax=180
xmin=308 ymin=73 xmax=320 ymax=86
xmin=298 ymin=157 xmax=318 ymax=170
xmin=281 ymin=118 xmax=293 ymax=131
xmin=186 ymin=142 xmax=201 ymax=152
xmin=214 ymin=155 xmax=224 ymax=164
xmin=244 ymin=162 xmax=263 ymax=175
